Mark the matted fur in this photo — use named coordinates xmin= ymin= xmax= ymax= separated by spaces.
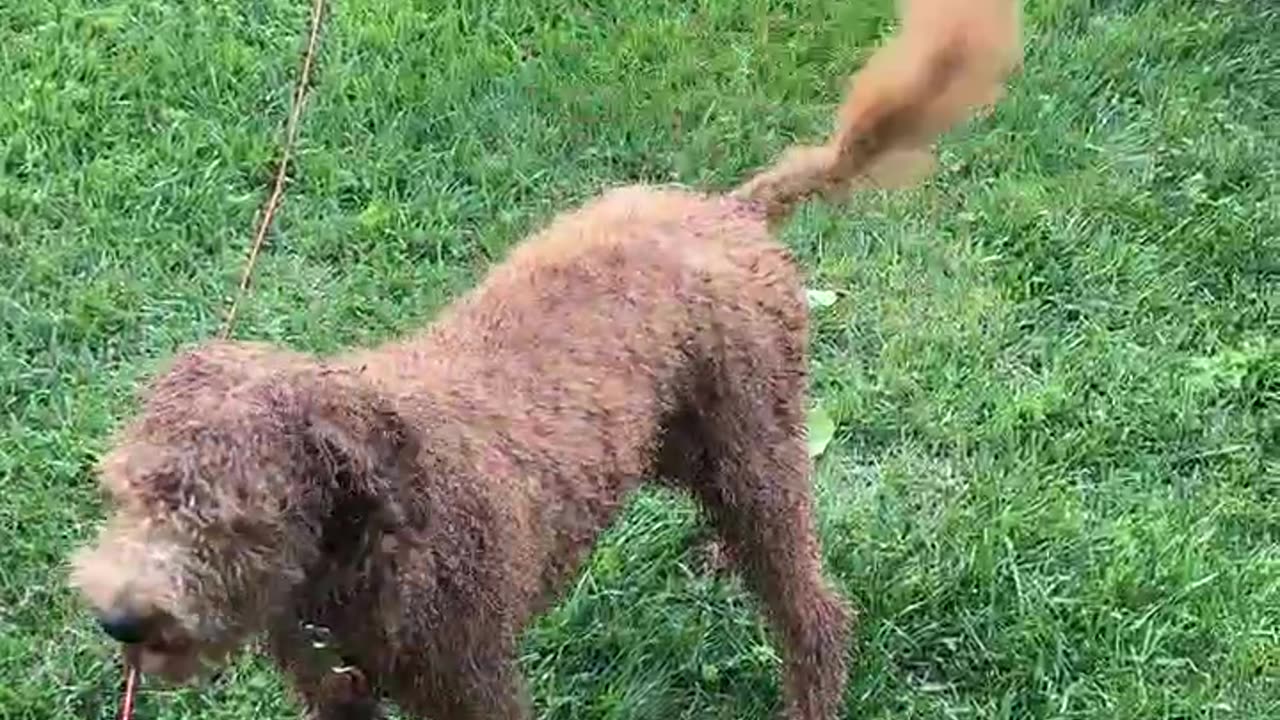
xmin=71 ymin=1 xmax=1021 ymax=718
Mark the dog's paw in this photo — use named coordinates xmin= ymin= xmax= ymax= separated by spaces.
xmin=318 ymin=667 xmax=371 ymax=706
xmin=692 ymin=535 xmax=737 ymax=578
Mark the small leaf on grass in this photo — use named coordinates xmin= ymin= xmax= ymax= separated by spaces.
xmin=805 ymin=289 xmax=837 ymax=309
xmin=806 ymin=405 xmax=835 ymax=458
xmin=358 ymin=200 xmax=392 ymax=231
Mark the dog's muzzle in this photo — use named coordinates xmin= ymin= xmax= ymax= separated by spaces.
xmin=98 ymin=612 xmax=147 ymax=644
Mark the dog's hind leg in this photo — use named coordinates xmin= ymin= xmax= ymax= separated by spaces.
xmin=704 ymin=434 xmax=851 ymax=719
xmin=699 ymin=435 xmax=851 ymax=720
xmin=680 ymin=340 xmax=851 ymax=720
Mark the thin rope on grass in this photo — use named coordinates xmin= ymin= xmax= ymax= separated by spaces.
xmin=220 ymin=0 xmax=327 ymax=339
xmin=116 ymin=0 xmax=326 ymax=713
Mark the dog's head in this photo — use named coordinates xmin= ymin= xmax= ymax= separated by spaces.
xmin=70 ymin=341 xmax=406 ymax=682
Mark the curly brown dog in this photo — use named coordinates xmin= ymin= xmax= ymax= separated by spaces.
xmin=70 ymin=1 xmax=1021 ymax=718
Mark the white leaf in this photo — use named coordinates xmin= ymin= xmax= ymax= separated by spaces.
xmin=806 ymin=405 xmax=836 ymax=458
xmin=805 ymin=289 xmax=838 ymax=309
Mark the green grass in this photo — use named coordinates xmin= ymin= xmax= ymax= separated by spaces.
xmin=2 ymin=0 xmax=1278 ymax=717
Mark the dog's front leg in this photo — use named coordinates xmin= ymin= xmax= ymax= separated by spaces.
xmin=395 ymin=654 xmax=531 ymax=720
xmin=309 ymin=669 xmax=382 ymax=720
xmin=266 ymin=629 xmax=383 ymax=720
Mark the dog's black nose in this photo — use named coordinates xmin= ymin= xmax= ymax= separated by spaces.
xmin=97 ymin=612 xmax=146 ymax=644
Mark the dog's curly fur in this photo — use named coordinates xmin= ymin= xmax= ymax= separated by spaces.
xmin=71 ymin=2 xmax=1020 ymax=718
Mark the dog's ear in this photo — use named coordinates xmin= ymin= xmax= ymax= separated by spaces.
xmin=289 ymin=369 xmax=414 ymax=499
xmin=98 ymin=440 xmax=192 ymax=515
xmin=103 ymin=347 xmax=413 ymax=528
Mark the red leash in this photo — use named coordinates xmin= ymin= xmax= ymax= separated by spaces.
xmin=113 ymin=0 xmax=328 ymax=715
xmin=117 ymin=663 xmax=139 ymax=720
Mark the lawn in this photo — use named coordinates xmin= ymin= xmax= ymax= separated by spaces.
xmin=1 ymin=0 xmax=1277 ymax=718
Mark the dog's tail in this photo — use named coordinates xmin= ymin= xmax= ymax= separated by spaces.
xmin=731 ymin=0 xmax=1022 ymax=221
